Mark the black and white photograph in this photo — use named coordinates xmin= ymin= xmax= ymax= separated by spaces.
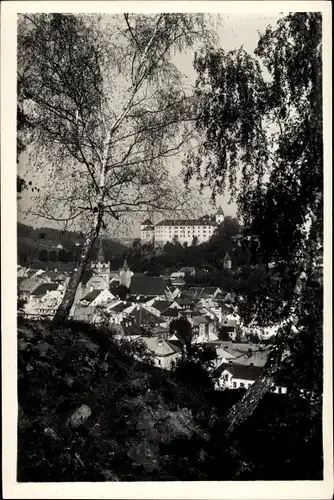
xmin=1 ymin=1 xmax=332 ymax=497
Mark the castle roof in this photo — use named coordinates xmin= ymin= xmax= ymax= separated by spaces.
xmin=156 ymin=219 xmax=216 ymax=227
xmin=216 ymin=207 xmax=224 ymax=215
xmin=142 ymin=219 xmax=153 ymax=226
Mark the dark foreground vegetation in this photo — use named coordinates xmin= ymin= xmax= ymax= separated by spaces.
xmin=18 ymin=319 xmax=322 ymax=482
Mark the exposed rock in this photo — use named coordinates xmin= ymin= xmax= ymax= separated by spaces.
xmin=44 ymin=427 xmax=62 ymax=442
xmin=101 ymin=469 xmax=120 ymax=481
xmin=66 ymin=404 xmax=92 ymax=429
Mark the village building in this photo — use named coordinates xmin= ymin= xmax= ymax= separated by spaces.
xmin=24 ymin=284 xmax=65 ymax=319
xmin=129 ymin=273 xmax=167 ymax=298
xmin=144 ymin=299 xmax=181 ymax=317
xmin=141 ymin=336 xmax=182 ymax=369
xmin=213 ymin=363 xmax=287 ymax=394
xmin=78 ymin=288 xmax=115 ymax=308
xmin=18 ymin=276 xmax=46 ymax=300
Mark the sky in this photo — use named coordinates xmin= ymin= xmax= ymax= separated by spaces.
xmin=17 ymin=13 xmax=282 ymax=238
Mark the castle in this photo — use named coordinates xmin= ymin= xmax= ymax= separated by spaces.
xmin=141 ymin=208 xmax=225 ymax=247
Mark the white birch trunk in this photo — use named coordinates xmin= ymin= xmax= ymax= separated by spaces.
xmin=52 ymin=132 xmax=111 ymax=324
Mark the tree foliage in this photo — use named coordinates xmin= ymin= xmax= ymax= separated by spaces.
xmin=186 ymin=12 xmax=322 ymax=302
xmin=18 ymin=13 xmax=215 ymax=321
xmin=184 ymin=12 xmax=323 ymax=436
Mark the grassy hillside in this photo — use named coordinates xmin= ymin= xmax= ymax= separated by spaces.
xmin=17 ymin=319 xmax=322 ymax=481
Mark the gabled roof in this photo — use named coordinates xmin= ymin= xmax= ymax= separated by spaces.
xmin=108 ymin=301 xmax=132 ymax=313
xmin=213 ymin=362 xmax=263 ymax=381
xmin=161 ymin=308 xmax=180 ymax=318
xmin=193 ymin=315 xmax=212 ymax=325
xmin=150 ymin=300 xmax=175 ymax=312
xmin=130 ymin=274 xmax=166 ymax=296
xmin=216 ymin=347 xmax=236 ymax=360
xmin=234 ymin=350 xmax=269 ymax=367
xmin=120 ymin=320 xmax=142 ymax=337
xmin=223 ymin=252 xmax=231 ymax=261
xmin=31 ymin=283 xmax=59 ymax=297
xmin=223 ymin=293 xmax=235 ymax=303
xmin=141 ymin=219 xmax=153 ymax=226
xmin=175 ymin=297 xmax=193 ymax=305
xmin=129 ymin=306 xmax=161 ymax=325
xmin=141 ymin=336 xmax=181 ymax=357
xmin=127 ymin=295 xmax=151 ymax=303
xmin=80 ymin=289 xmax=101 ymax=303
xmin=186 ymin=287 xmax=220 ymax=299
xmin=44 ymin=271 xmax=67 ymax=281
xmin=18 ymin=277 xmax=42 ymax=293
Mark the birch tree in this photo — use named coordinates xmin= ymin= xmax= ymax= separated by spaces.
xmin=18 ymin=13 xmax=216 ymax=323
xmin=184 ymin=13 xmax=323 ymax=438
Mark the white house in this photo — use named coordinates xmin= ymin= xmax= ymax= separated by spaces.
xmin=213 ymin=363 xmax=287 ymax=394
xmin=141 ymin=336 xmax=181 ymax=370
xmin=192 ymin=315 xmax=219 ymax=344
xmin=24 ymin=288 xmax=65 ymax=319
xmin=144 ymin=299 xmax=181 ymax=317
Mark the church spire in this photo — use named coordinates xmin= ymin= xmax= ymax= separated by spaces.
xmin=123 ymin=258 xmax=129 ymax=271
xmin=97 ymin=238 xmax=105 ymax=263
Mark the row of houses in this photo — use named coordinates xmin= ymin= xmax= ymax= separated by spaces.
xmin=17 ymin=254 xmax=286 ymax=394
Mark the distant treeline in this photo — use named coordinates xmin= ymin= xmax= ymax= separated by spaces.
xmin=17 ymin=222 xmax=128 ymax=269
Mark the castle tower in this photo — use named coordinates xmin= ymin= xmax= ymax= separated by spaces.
xmin=119 ymin=258 xmax=133 ymax=289
xmin=90 ymin=238 xmax=110 ymax=288
xmin=215 ymin=207 xmax=225 ymax=225
xmin=140 ymin=218 xmax=155 ymax=244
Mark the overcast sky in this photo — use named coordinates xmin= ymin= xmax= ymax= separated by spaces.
xmin=17 ymin=13 xmax=283 ymax=238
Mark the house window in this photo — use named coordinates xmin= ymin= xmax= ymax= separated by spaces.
xmin=278 ymin=387 xmax=282 ymax=394
xmin=233 ymin=381 xmax=237 ymax=388
xmin=240 ymin=382 xmax=245 ymax=388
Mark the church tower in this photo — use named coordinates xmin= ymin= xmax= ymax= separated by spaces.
xmin=90 ymin=239 xmax=110 ymax=288
xmin=119 ymin=258 xmax=133 ymax=289
xmin=215 ymin=207 xmax=225 ymax=225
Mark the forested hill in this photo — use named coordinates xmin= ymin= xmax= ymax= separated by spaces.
xmin=17 ymin=222 xmax=129 ymax=268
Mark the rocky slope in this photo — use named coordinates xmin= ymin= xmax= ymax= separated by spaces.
xmin=17 ymin=319 xmax=216 ymax=481
xmin=17 ymin=318 xmax=323 ymax=481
